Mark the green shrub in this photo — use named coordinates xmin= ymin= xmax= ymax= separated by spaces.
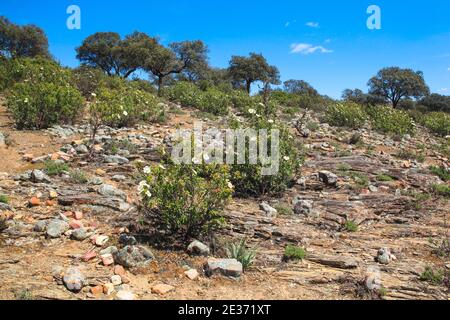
xmin=273 ymin=203 xmax=294 ymax=215
xmin=376 ymin=174 xmax=395 ymax=182
xmin=91 ymin=85 xmax=165 ymax=128
xmin=44 ymin=160 xmax=69 ymax=176
xmin=140 ymin=163 xmax=233 ymax=238
xmin=72 ymin=66 xmax=106 ymax=99
xmin=367 ymin=105 xmax=415 ymax=135
xmin=7 ymin=82 xmax=83 ymax=129
xmin=431 ymin=184 xmax=450 ymax=198
xmin=430 ymin=166 xmax=450 ymax=182
xmin=0 ymin=194 xmax=9 ymax=204
xmin=226 ymin=239 xmax=257 ymax=270
xmin=343 ymin=220 xmax=358 ymax=232
xmin=230 ymin=90 xmax=261 ymax=113
xmin=420 ymin=266 xmax=445 ymax=285
xmin=283 ymin=245 xmax=307 ymax=261
xmin=423 ymin=112 xmax=450 ymax=137
xmin=229 ymin=115 xmax=301 ymax=197
xmin=164 ymin=82 xmax=230 ymax=115
xmin=326 ymin=102 xmax=367 ymax=128
xmin=69 ymin=170 xmax=88 ymax=184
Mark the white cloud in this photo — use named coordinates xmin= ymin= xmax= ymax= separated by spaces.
xmin=438 ymin=88 xmax=448 ymax=92
xmin=306 ymin=22 xmax=320 ymax=28
xmin=290 ymin=43 xmax=333 ymax=55
xmin=448 ymin=67 xmax=450 ymax=71
xmin=324 ymin=38 xmax=331 ymax=43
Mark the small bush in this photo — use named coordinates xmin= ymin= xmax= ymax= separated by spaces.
xmin=164 ymin=82 xmax=230 ymax=115
xmin=429 ymin=237 xmax=450 ymax=258
xmin=140 ymin=163 xmax=233 ymax=238
xmin=14 ymin=289 xmax=34 ymax=300
xmin=423 ymin=112 xmax=450 ymax=137
xmin=376 ymin=174 xmax=395 ymax=182
xmin=283 ymin=245 xmax=307 ymax=261
xmin=0 ymin=194 xmax=9 ymax=204
xmin=91 ymin=85 xmax=165 ymax=128
xmin=430 ymin=166 xmax=450 ymax=182
xmin=431 ymin=184 xmax=450 ymax=198
xmin=44 ymin=161 xmax=69 ymax=176
xmin=394 ymin=149 xmax=425 ymax=163
xmin=349 ymin=172 xmax=369 ymax=190
xmin=72 ymin=66 xmax=106 ymax=99
xmin=367 ymin=105 xmax=415 ymax=136
xmin=7 ymin=81 xmax=83 ymax=129
xmin=229 ymin=115 xmax=301 ymax=197
xmin=343 ymin=220 xmax=358 ymax=232
xmin=273 ymin=203 xmax=294 ymax=215
xmin=420 ymin=266 xmax=445 ymax=285
xmin=230 ymin=90 xmax=261 ymax=113
xmin=69 ymin=170 xmax=88 ymax=184
xmin=326 ymin=102 xmax=367 ymax=128
xmin=226 ymin=239 xmax=257 ymax=270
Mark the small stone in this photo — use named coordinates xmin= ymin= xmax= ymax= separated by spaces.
xmin=91 ymin=285 xmax=103 ymax=295
xmin=30 ymin=169 xmax=51 ymax=183
xmin=75 ymin=144 xmax=89 ymax=154
xmin=204 ymin=258 xmax=243 ymax=278
xmin=95 ymin=235 xmax=109 ymax=247
xmin=69 ymin=220 xmax=83 ymax=230
xmin=114 ymin=265 xmax=126 ymax=276
xmin=118 ymin=234 xmax=137 ymax=246
xmin=104 ymin=155 xmax=129 ymax=165
xmin=46 ymin=219 xmax=69 ymax=238
xmin=121 ymin=275 xmax=131 ymax=284
xmin=187 ymin=240 xmax=210 ymax=256
xmin=113 ymin=245 xmax=155 ymax=268
xmin=111 ymin=275 xmax=122 ymax=286
xmin=49 ymin=190 xmax=58 ymax=199
xmin=103 ymin=283 xmax=115 ymax=295
xmin=98 ymin=184 xmax=126 ymax=200
xmin=376 ymin=248 xmax=392 ymax=265
xmin=151 ymin=284 xmax=175 ymax=295
xmin=74 ymin=211 xmax=83 ymax=220
xmin=112 ymin=175 xmax=126 ymax=182
xmin=101 ymin=254 xmax=114 ymax=266
xmin=368 ymin=185 xmax=378 ymax=193
xmin=259 ymin=202 xmax=277 ymax=217
xmin=71 ymin=228 xmax=90 ymax=241
xmin=63 ymin=267 xmax=85 ymax=292
xmin=34 ymin=220 xmax=48 ymax=232
xmin=318 ymin=170 xmax=338 ymax=187
xmin=29 ymin=197 xmax=41 ymax=207
xmin=100 ymin=246 xmax=118 ymax=256
xmin=82 ymin=251 xmax=97 ymax=262
xmin=184 ymin=269 xmax=199 ymax=280
xmin=293 ymin=200 xmax=314 ymax=216
xmin=115 ymin=290 xmax=135 ymax=300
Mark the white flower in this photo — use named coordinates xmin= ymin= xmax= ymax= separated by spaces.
xmin=283 ymin=156 xmax=290 ymax=161
xmin=143 ymin=166 xmax=151 ymax=174
xmin=138 ymin=180 xmax=149 ymax=193
xmin=258 ymin=102 xmax=265 ymax=107
xmin=145 ymin=190 xmax=152 ymax=198
xmin=227 ymin=180 xmax=234 ymax=189
xmin=123 ymin=111 xmax=128 ymax=116
xmin=268 ymin=119 xmax=274 ymax=124
xmin=91 ymin=93 xmax=97 ymax=97
xmin=24 ymin=98 xmax=29 ymax=103
xmin=248 ymin=108 xmax=256 ymax=114
xmin=158 ymin=164 xmax=166 ymax=170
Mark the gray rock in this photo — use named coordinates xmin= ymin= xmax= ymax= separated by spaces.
xmin=46 ymin=219 xmax=69 ymax=238
xmin=307 ymin=254 xmax=359 ymax=269
xmin=187 ymin=240 xmax=210 ymax=256
xmin=112 ymin=175 xmax=126 ymax=182
xmin=88 ymin=177 xmax=103 ymax=186
xmin=71 ymin=228 xmax=90 ymax=241
xmin=30 ymin=170 xmax=51 ymax=183
xmin=115 ymin=290 xmax=135 ymax=300
xmin=118 ymin=234 xmax=137 ymax=246
xmin=98 ymin=184 xmax=126 ymax=200
xmin=293 ymin=200 xmax=314 ymax=216
xmin=369 ymin=185 xmax=378 ymax=193
xmin=259 ymin=202 xmax=277 ymax=217
xmin=376 ymin=248 xmax=392 ymax=265
xmin=318 ymin=170 xmax=338 ymax=187
xmin=100 ymin=246 xmax=118 ymax=256
xmin=63 ymin=267 xmax=85 ymax=292
xmin=204 ymin=258 xmax=243 ymax=278
xmin=34 ymin=220 xmax=48 ymax=232
xmin=113 ymin=245 xmax=155 ymax=268
xmin=0 ymin=132 xmax=5 ymax=146
xmin=0 ymin=202 xmax=11 ymax=211
xmin=104 ymin=155 xmax=129 ymax=164
xmin=75 ymin=144 xmax=89 ymax=154
xmin=60 ymin=144 xmax=75 ymax=153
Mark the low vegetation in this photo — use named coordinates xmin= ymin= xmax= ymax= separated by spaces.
xmin=226 ymin=239 xmax=257 ymax=270
xmin=283 ymin=245 xmax=307 ymax=261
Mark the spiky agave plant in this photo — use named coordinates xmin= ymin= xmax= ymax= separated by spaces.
xmin=226 ymin=238 xmax=257 ymax=270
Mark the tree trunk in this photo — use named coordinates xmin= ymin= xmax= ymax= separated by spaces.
xmin=246 ymin=80 xmax=251 ymax=94
xmin=157 ymin=76 xmax=163 ymax=96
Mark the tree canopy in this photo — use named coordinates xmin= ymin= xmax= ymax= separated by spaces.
xmin=367 ymin=67 xmax=430 ymax=108
xmin=228 ymin=53 xmax=279 ymax=94
xmin=0 ymin=16 xmax=50 ymax=58
xmin=283 ymin=79 xmax=318 ymax=96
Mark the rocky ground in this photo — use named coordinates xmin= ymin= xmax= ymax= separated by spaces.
xmin=0 ymin=98 xmax=449 ymax=300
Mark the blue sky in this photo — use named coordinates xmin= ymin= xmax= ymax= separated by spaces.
xmin=1 ymin=0 xmax=450 ymax=98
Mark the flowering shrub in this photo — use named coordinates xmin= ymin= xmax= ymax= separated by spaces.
xmin=139 ymin=163 xmax=233 ymax=238
xmin=423 ymin=112 xmax=450 ymax=137
xmin=230 ymin=90 xmax=261 ymax=113
xmin=325 ymin=102 xmax=367 ymax=128
xmin=7 ymin=82 xmax=83 ymax=129
xmin=229 ymin=111 xmax=301 ymax=197
xmin=72 ymin=66 xmax=106 ymax=100
xmin=367 ymin=105 xmax=416 ymax=135
xmin=90 ymin=86 xmax=165 ymax=128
